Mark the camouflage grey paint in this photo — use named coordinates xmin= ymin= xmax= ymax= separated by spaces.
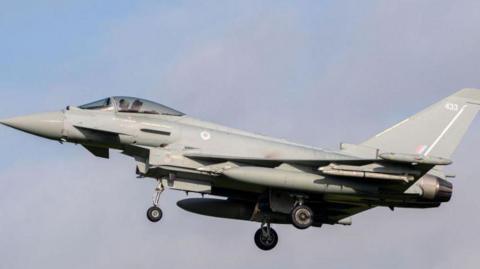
xmin=0 ymin=89 xmax=477 ymax=227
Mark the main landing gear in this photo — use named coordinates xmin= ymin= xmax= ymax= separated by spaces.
xmin=254 ymin=221 xmax=278 ymax=251
xmin=146 ymin=181 xmax=164 ymax=223
xmin=289 ymin=196 xmax=314 ymax=230
xmin=291 ymin=204 xmax=314 ymax=230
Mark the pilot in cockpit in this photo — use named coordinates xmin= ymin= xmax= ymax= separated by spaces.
xmin=79 ymin=97 xmax=185 ymax=116
xmin=118 ymin=99 xmax=130 ymax=111
xmin=131 ymin=100 xmax=143 ymax=112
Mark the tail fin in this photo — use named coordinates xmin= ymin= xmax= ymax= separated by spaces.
xmin=361 ymin=88 xmax=480 ymax=159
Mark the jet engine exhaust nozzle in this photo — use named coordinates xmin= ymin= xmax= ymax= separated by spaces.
xmin=419 ymin=175 xmax=453 ymax=203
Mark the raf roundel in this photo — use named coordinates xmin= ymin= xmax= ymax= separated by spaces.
xmin=200 ymin=131 xmax=211 ymax=141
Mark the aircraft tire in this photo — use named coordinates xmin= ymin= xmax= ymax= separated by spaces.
xmin=291 ymin=205 xmax=314 ymax=230
xmin=254 ymin=227 xmax=278 ymax=251
xmin=147 ymin=206 xmax=163 ymax=222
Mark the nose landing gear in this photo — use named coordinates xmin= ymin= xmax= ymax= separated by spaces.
xmin=254 ymin=221 xmax=278 ymax=251
xmin=147 ymin=206 xmax=163 ymax=222
xmin=146 ymin=181 xmax=164 ymax=223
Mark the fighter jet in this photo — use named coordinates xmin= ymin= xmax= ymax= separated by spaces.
xmin=1 ymin=89 xmax=478 ymax=250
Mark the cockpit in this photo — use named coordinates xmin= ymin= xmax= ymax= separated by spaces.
xmin=79 ymin=97 xmax=185 ymax=116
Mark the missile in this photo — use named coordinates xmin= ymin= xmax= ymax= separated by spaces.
xmin=223 ymin=166 xmax=377 ymax=194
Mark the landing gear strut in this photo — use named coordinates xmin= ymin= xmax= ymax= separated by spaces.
xmin=254 ymin=221 xmax=278 ymax=251
xmin=147 ymin=180 xmax=164 ymax=223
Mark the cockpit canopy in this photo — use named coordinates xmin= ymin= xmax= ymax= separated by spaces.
xmin=79 ymin=97 xmax=185 ymax=116
xmin=79 ymin=98 xmax=114 ymax=111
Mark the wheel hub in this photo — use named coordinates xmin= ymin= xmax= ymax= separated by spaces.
xmin=295 ymin=209 xmax=312 ymax=224
xmin=260 ymin=230 xmax=274 ymax=245
xmin=151 ymin=210 xmax=160 ymax=218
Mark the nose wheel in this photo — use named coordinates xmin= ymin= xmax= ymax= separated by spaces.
xmin=147 ymin=181 xmax=164 ymax=223
xmin=254 ymin=221 xmax=278 ymax=251
xmin=147 ymin=206 xmax=163 ymax=222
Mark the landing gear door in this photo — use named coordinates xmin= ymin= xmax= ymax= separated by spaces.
xmin=269 ymin=190 xmax=296 ymax=214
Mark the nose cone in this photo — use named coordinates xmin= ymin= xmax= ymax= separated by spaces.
xmin=0 ymin=112 xmax=64 ymax=140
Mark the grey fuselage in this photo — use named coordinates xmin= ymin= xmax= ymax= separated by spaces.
xmin=2 ymin=94 xmax=460 ymax=226
xmin=62 ymin=104 xmax=445 ymax=211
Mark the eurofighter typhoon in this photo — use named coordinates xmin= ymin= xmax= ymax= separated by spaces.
xmin=1 ymin=89 xmax=478 ymax=250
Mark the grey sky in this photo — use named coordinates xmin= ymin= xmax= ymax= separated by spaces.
xmin=1 ymin=1 xmax=480 ymax=268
